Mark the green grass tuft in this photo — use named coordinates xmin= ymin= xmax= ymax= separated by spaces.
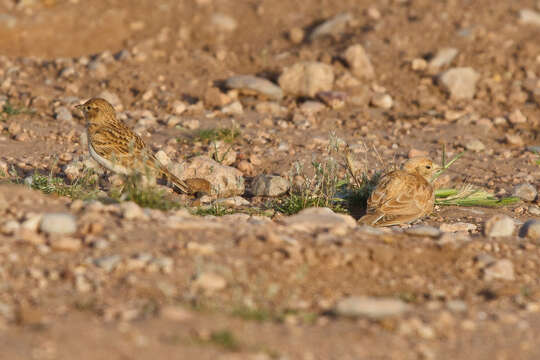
xmin=207 ymin=330 xmax=240 ymax=351
xmin=110 ymin=180 xmax=181 ymax=211
xmin=24 ymin=171 xmax=99 ymax=200
xmin=0 ymin=101 xmax=34 ymax=121
xmin=232 ymin=307 xmax=272 ymax=322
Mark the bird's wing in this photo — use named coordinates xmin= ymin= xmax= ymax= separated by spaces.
xmin=90 ymin=125 xmax=150 ymax=168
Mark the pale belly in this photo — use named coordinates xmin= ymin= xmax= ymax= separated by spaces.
xmin=88 ymin=141 xmax=131 ymax=175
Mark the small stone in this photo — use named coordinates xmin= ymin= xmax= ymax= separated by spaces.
xmin=120 ymin=202 xmax=147 ymax=220
xmin=186 ymin=242 xmax=216 ymax=255
xmin=465 ymin=139 xmax=485 ymax=152
xmin=440 ymin=222 xmax=476 ymax=232
xmin=172 ymin=100 xmax=187 ymax=115
xmin=519 ymin=9 xmax=540 ymax=26
xmin=439 ymin=67 xmax=480 ymax=100
xmin=529 ymin=206 xmax=540 ymax=216
xmin=336 ymin=296 xmax=409 ymax=319
xmin=508 ymin=109 xmax=527 ymax=124
xmin=505 ymin=133 xmax=524 ymax=146
xmin=282 ymin=207 xmax=356 ymax=234
xmin=88 ymin=60 xmax=107 ymax=78
xmin=50 ymin=237 xmax=82 ymax=251
xmin=221 ymin=101 xmax=243 ymax=115
xmin=252 ymin=175 xmax=290 ymax=197
xmin=161 ymin=306 xmax=193 ymax=322
xmin=343 ymin=44 xmax=375 ymax=80
xmin=279 ymin=62 xmax=334 ymax=97
xmin=309 ymin=12 xmax=352 ymax=40
xmin=225 ymin=75 xmax=283 ymax=100
xmin=21 ymin=214 xmax=42 ymax=232
xmin=405 ymin=225 xmax=441 ymax=238
xmin=370 ymin=93 xmax=393 ymax=109
xmin=299 ymin=101 xmax=326 ymax=115
xmin=182 ymin=118 xmax=200 ymax=130
xmin=484 ymin=215 xmax=515 ymax=237
xmin=210 ymin=13 xmax=237 ymax=32
xmin=519 ymin=220 xmax=540 ymax=240
xmin=513 ymin=183 xmax=537 ymax=202
xmin=93 ymin=255 xmax=122 ymax=272
xmin=55 ymin=106 xmax=73 ymax=122
xmin=317 ymin=91 xmax=347 ymax=109
xmin=1 ymin=220 xmax=20 ymax=235
xmin=40 ymin=213 xmax=77 ymax=235
xmin=428 ymin=48 xmax=458 ymax=70
xmin=215 ymin=196 xmax=250 ymax=207
xmin=411 ymin=58 xmax=427 ymax=71
xmin=193 ymin=272 xmax=227 ymax=292
xmin=446 ymin=300 xmax=467 ymax=313
xmin=289 ymin=27 xmax=304 ymax=44
xmin=204 ymin=87 xmax=230 ymax=108
xmin=483 ymin=259 xmax=515 ymax=281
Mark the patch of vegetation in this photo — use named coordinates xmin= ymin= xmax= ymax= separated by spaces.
xmin=0 ymin=101 xmax=34 ymax=121
xmin=22 ymin=170 xmax=99 ymax=200
xmin=180 ymin=127 xmax=240 ymax=145
xmin=110 ymin=179 xmax=182 ymax=211
xmin=206 ymin=330 xmax=241 ymax=351
xmin=192 ymin=203 xmax=234 ymax=216
xmin=435 ymin=187 xmax=520 ymax=207
xmin=232 ymin=306 xmax=272 ymax=322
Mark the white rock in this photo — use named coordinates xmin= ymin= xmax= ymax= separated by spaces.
xmin=336 ymin=296 xmax=409 ymax=319
xmin=221 ymin=101 xmax=243 ymax=115
xmin=483 ymin=259 xmax=515 ymax=281
xmin=279 ymin=62 xmax=334 ymax=97
xmin=252 ymin=174 xmax=290 ymax=197
xmin=370 ymin=93 xmax=393 ymax=109
xmin=120 ymin=202 xmax=147 ymax=220
xmin=210 ymin=13 xmax=237 ymax=32
xmin=465 ymin=139 xmax=485 ymax=152
xmin=513 ymin=183 xmax=537 ymax=202
xmin=344 ymin=44 xmax=375 ymax=79
xmin=50 ymin=237 xmax=82 ymax=252
xmin=519 ymin=9 xmax=540 ymax=26
xmin=484 ymin=215 xmax=515 ymax=237
xmin=40 ymin=213 xmax=77 ymax=235
xmin=193 ymin=272 xmax=227 ymax=292
xmin=439 ymin=67 xmax=480 ymax=100
xmin=225 ymin=75 xmax=283 ymax=100
xmin=282 ymin=207 xmax=356 ymax=234
xmin=440 ymin=222 xmax=476 ymax=232
xmin=55 ymin=106 xmax=73 ymax=122
xmin=310 ymin=12 xmax=353 ymax=40
xmin=428 ymin=48 xmax=458 ymax=70
xmin=93 ymin=255 xmax=122 ymax=272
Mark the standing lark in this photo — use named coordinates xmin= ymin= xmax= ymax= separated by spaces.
xmin=359 ymin=157 xmax=441 ymax=227
xmin=76 ymin=97 xmax=198 ymax=194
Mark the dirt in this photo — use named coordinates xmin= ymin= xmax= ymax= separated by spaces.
xmin=0 ymin=0 xmax=539 ymax=359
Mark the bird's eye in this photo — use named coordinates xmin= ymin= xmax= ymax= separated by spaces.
xmin=85 ymin=105 xmax=91 ymax=111
xmin=426 ymin=165 xmax=431 ymax=169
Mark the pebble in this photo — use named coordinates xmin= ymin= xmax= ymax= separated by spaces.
xmin=251 ymin=174 xmax=290 ymax=197
xmin=215 ymin=196 xmax=250 ymax=207
xmin=484 ymin=215 xmax=515 ymax=237
xmin=177 ymin=156 xmax=245 ymax=197
xmin=310 ymin=12 xmax=352 ymax=40
xmin=288 ymin=27 xmax=304 ymax=44
xmin=193 ymin=272 xmax=227 ymax=292
xmin=299 ymin=101 xmax=326 ymax=115
xmin=428 ymin=48 xmax=458 ymax=70
xmin=519 ymin=9 xmax=540 ymax=26
xmin=55 ymin=106 xmax=73 ymax=122
xmin=335 ymin=296 xmax=409 ymax=319
xmin=465 ymin=139 xmax=485 ymax=152
xmin=529 ymin=206 xmax=540 ymax=216
xmin=225 ymin=75 xmax=283 ymax=100
xmin=186 ymin=242 xmax=216 ymax=255
xmin=519 ymin=219 xmax=540 ymax=240
xmin=49 ymin=237 xmax=82 ymax=251
xmin=40 ymin=213 xmax=77 ymax=235
xmin=282 ymin=207 xmax=356 ymax=235
xmin=440 ymin=222 xmax=476 ymax=232
xmin=93 ymin=255 xmax=122 ymax=272
xmin=405 ymin=225 xmax=441 ymax=238
xmin=278 ymin=61 xmax=334 ymax=97
xmin=508 ymin=109 xmax=527 ymax=124
xmin=411 ymin=58 xmax=427 ymax=71
xmin=210 ymin=13 xmax=237 ymax=32
xmin=513 ymin=183 xmax=537 ymax=202
xmin=120 ymin=201 xmax=147 ymax=220
xmin=439 ymin=67 xmax=480 ymax=100
xmin=161 ymin=306 xmax=193 ymax=322
xmin=317 ymin=91 xmax=347 ymax=109
xmin=483 ymin=259 xmax=515 ymax=281
xmin=370 ymin=93 xmax=393 ymax=109
xmin=221 ymin=101 xmax=243 ymax=115
xmin=1 ymin=220 xmax=20 ymax=235
xmin=505 ymin=133 xmax=524 ymax=147
xmin=446 ymin=300 xmax=467 ymax=313
xmin=343 ymin=44 xmax=375 ymax=79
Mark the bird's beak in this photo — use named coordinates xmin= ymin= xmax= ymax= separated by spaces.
xmin=75 ymin=104 xmax=83 ymax=111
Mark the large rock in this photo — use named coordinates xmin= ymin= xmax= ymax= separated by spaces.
xmin=279 ymin=62 xmax=334 ymax=97
xmin=335 ymin=296 xmax=409 ymax=319
xmin=175 ymin=156 xmax=244 ymax=197
xmin=225 ymin=75 xmax=283 ymax=100
xmin=251 ymin=174 xmax=290 ymax=197
xmin=439 ymin=67 xmax=480 ymax=100
xmin=40 ymin=213 xmax=77 ymax=235
xmin=343 ymin=44 xmax=375 ymax=80
xmin=513 ymin=183 xmax=537 ymax=202
xmin=484 ymin=215 xmax=515 ymax=237
xmin=282 ymin=207 xmax=356 ymax=234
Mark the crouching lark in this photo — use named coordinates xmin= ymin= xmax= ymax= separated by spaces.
xmin=359 ymin=157 xmax=441 ymax=227
xmin=76 ymin=97 xmax=204 ymax=194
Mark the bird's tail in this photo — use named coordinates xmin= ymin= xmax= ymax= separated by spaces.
xmin=358 ymin=213 xmax=384 ymax=226
xmin=159 ymin=166 xmax=211 ymax=194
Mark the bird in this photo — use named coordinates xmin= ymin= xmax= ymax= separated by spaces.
xmin=359 ymin=157 xmax=441 ymax=227
xmin=76 ymin=97 xmax=204 ymax=194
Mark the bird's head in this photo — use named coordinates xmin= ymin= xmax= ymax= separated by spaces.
xmin=75 ymin=98 xmax=116 ymax=126
xmin=402 ymin=157 xmax=441 ymax=181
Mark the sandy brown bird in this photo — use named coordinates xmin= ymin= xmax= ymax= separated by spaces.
xmin=76 ymin=98 xmax=195 ymax=194
xmin=359 ymin=157 xmax=441 ymax=227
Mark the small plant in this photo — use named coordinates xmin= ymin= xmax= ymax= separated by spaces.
xmin=207 ymin=330 xmax=240 ymax=351
xmin=184 ymin=126 xmax=240 ymax=144
xmin=192 ymin=203 xmax=234 ymax=216
xmin=110 ymin=178 xmax=181 ymax=211
xmin=0 ymin=101 xmax=34 ymax=121
xmin=232 ymin=306 xmax=272 ymax=322
xmin=24 ymin=170 xmax=99 ymax=200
